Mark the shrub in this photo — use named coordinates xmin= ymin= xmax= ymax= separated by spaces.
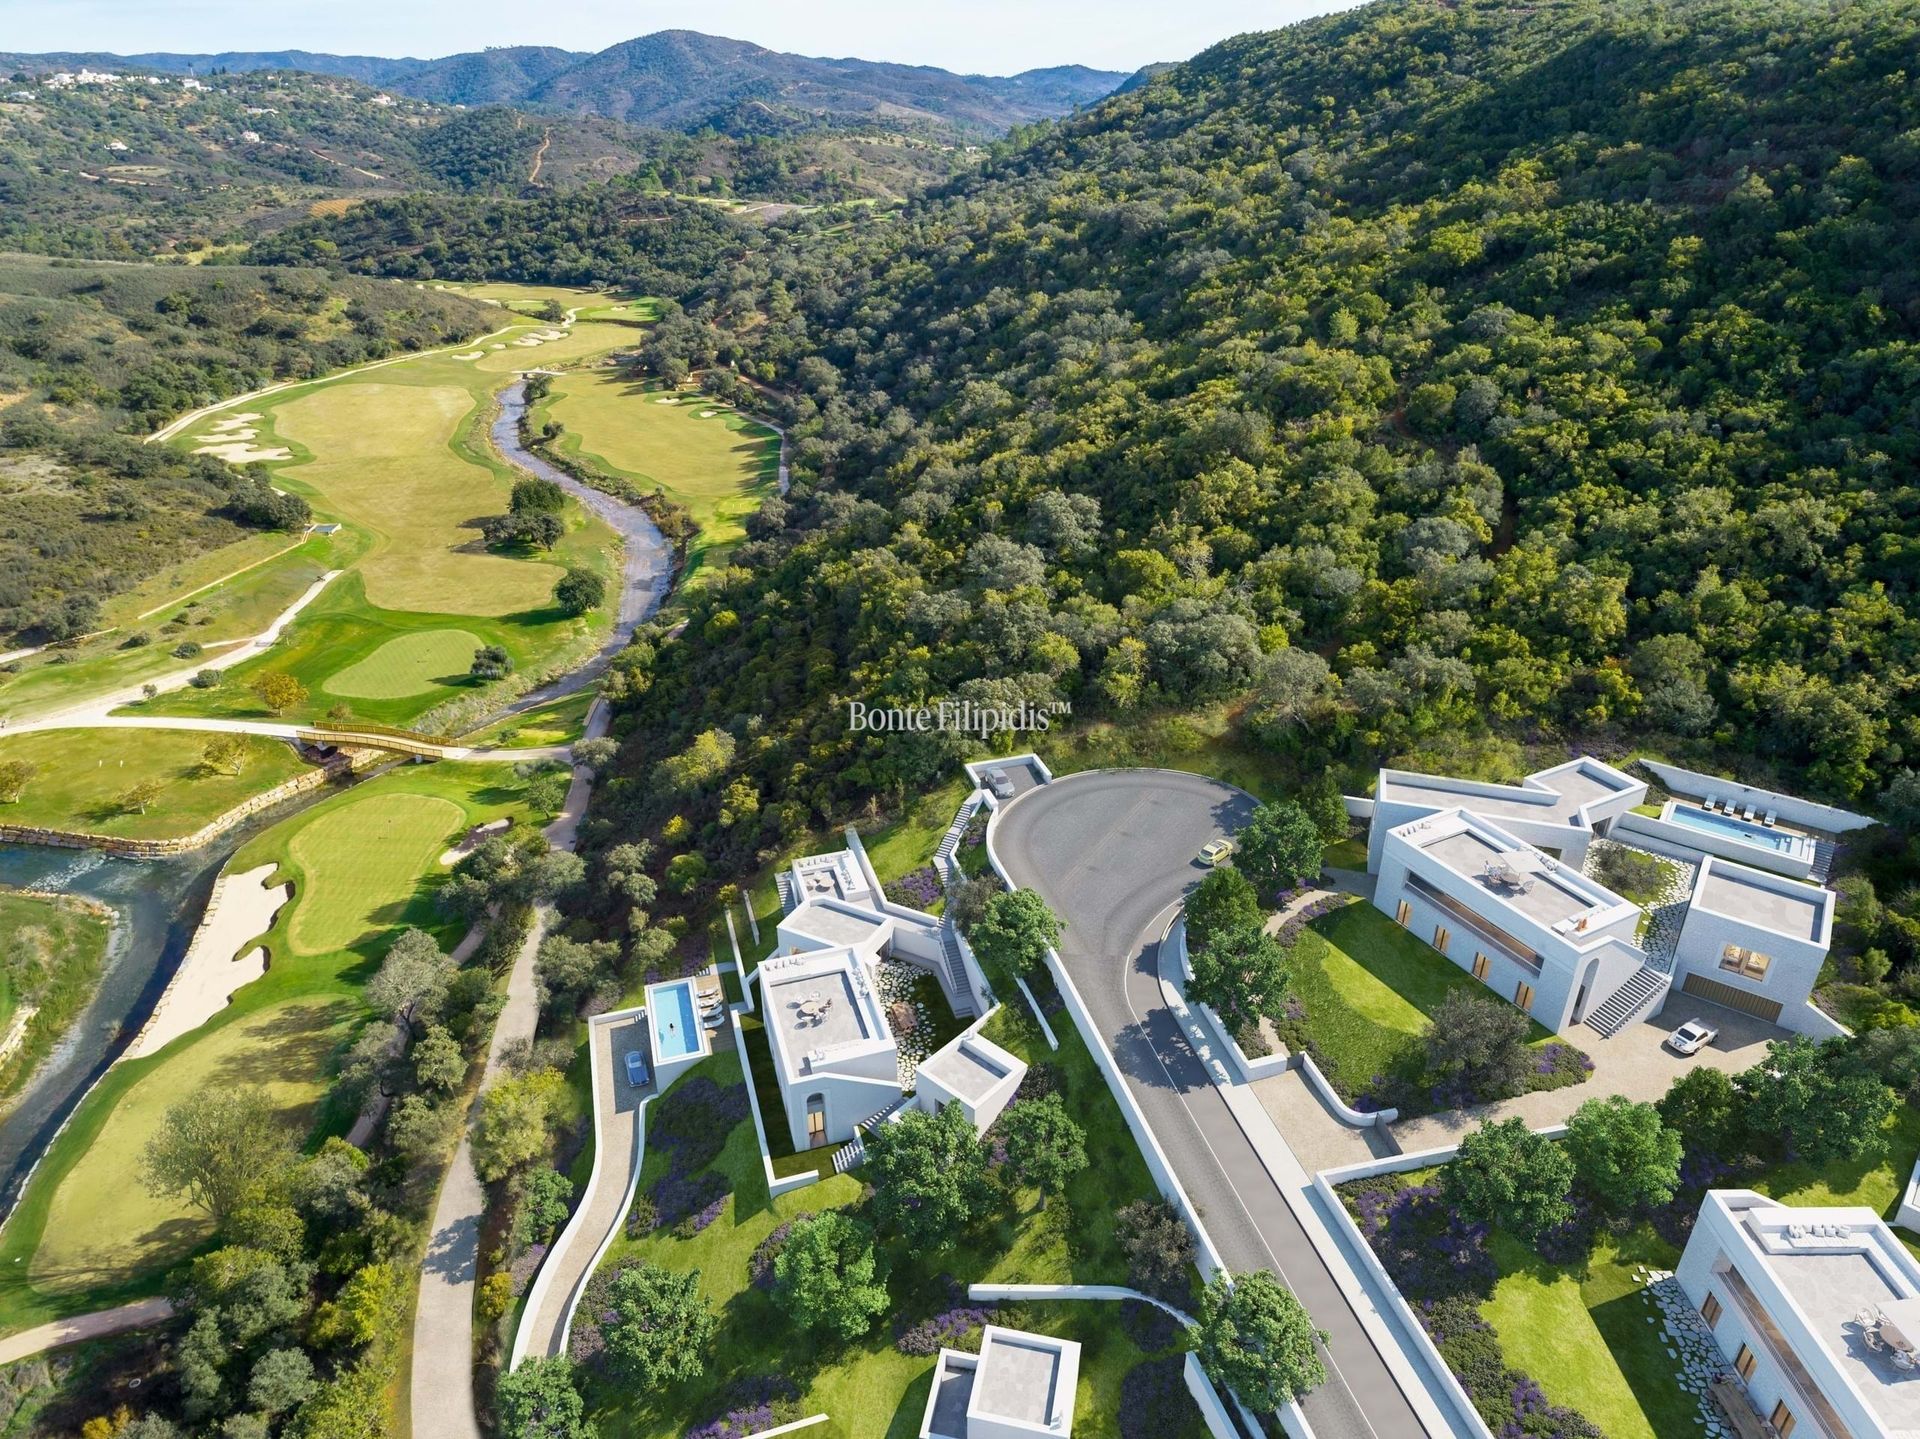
xmin=1119 ymin=1355 xmax=1204 ymax=1439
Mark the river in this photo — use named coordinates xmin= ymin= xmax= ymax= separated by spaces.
xmin=0 ymin=374 xmax=672 ymax=1218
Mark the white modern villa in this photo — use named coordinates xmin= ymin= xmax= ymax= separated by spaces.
xmin=1360 ymin=758 xmax=1855 ymax=1037
xmin=921 ymin=1324 xmax=1081 ymax=1439
xmin=759 ymin=842 xmax=1021 ymax=1155
xmin=1677 ymin=1190 xmax=1920 ymax=1439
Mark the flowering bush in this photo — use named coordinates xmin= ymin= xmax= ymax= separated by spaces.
xmin=1118 ymin=1298 xmax=1181 ymax=1354
xmin=747 ymin=1213 xmax=811 ymax=1290
xmin=686 ymin=1376 xmax=802 ymax=1439
xmin=1119 ymin=1355 xmax=1201 ymax=1439
xmin=1347 ymin=1179 xmax=1494 ymax=1300
xmin=886 ymin=865 xmax=943 ymax=910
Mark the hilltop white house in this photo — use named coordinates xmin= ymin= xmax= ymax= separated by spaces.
xmin=758 ymin=843 xmax=1019 ymax=1155
xmin=1361 ymin=758 xmax=1846 ymax=1036
xmin=1677 ymin=1190 xmax=1920 ymax=1439
xmin=922 ymin=1324 xmax=1081 ymax=1439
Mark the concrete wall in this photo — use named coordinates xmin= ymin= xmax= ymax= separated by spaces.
xmin=781 ymin=1069 xmax=901 ymax=1152
xmin=726 ymin=1005 xmax=821 ymax=1198
xmin=1372 ymin=847 xmax=1583 ymax=1032
xmin=1639 ymin=759 xmax=1875 ymax=833
xmin=1900 ymin=1159 xmax=1920 ymax=1235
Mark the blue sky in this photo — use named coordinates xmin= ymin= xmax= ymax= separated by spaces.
xmin=0 ymin=0 xmax=1358 ymax=74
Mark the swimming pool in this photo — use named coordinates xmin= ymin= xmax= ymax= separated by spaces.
xmin=652 ymin=979 xmax=702 ymax=1059
xmin=1664 ymin=804 xmax=1801 ymax=855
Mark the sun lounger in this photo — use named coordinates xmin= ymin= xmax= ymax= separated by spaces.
xmin=1742 ymin=804 xmax=1756 ymax=821
xmin=1702 ymin=794 xmax=1718 ymax=810
xmin=1763 ymin=810 xmax=1776 ymax=827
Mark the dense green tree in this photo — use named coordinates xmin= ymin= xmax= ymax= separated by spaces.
xmin=553 ymin=568 xmax=607 ymax=615
xmin=968 ymin=888 xmax=1063 ymax=980
xmin=999 ymin=1095 xmax=1088 ymax=1204
xmin=1186 ymin=920 xmax=1289 ymax=1039
xmin=1185 ymin=866 xmax=1262 ymax=950
xmin=865 ymin=1101 xmax=994 ymax=1247
xmin=1233 ymin=803 xmax=1324 ymax=897
xmin=494 ymin=1356 xmax=591 ymax=1439
xmin=1423 ymin=991 xmax=1533 ymax=1101
xmin=604 ymin=1262 xmax=715 ymax=1389
xmin=1194 ymin=1271 xmax=1326 ymax=1409
xmin=1442 ymin=1118 xmax=1574 ymax=1241
xmin=1740 ymin=1037 xmax=1896 ymax=1166
xmin=773 ymin=1213 xmax=891 ymax=1342
xmin=141 ymin=1087 xmax=293 ymax=1230
xmin=1564 ymin=1096 xmax=1683 ymax=1215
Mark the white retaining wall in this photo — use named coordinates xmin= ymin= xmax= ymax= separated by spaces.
xmin=1637 ymin=759 xmax=1875 ymax=832
xmin=1169 ymin=916 xmax=1289 ymax=1082
xmin=1900 ymin=1158 xmax=1920 ymax=1235
xmin=1297 ymin=1051 xmax=1397 ymax=1127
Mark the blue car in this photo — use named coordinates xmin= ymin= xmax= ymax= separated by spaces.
xmin=624 ymin=1050 xmax=649 ymax=1088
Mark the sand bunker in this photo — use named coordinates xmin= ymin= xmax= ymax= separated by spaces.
xmin=490 ymin=343 xmax=506 ymax=350
xmin=440 ymin=815 xmax=510 ymax=866
xmin=195 ymin=441 xmax=293 ymax=463
xmin=205 ymin=413 xmax=263 ymax=434
xmin=452 ymin=351 xmax=483 ymax=360
xmin=125 ymin=863 xmax=286 ymax=1059
xmin=655 ymin=397 xmax=679 ymax=404
xmin=699 ymin=409 xmax=717 ymax=417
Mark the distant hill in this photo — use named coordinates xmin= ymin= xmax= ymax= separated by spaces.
xmin=0 ymin=32 xmax=1129 ymax=138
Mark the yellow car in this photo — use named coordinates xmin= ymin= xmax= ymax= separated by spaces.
xmin=1198 ymin=838 xmax=1235 ymax=866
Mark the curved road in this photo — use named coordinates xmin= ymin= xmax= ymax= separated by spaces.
xmin=993 ymin=769 xmax=1431 ymax=1439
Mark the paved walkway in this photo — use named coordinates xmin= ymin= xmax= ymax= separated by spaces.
xmin=512 ymin=1008 xmax=650 ymax=1365
xmin=993 ymin=769 xmax=1445 ymax=1439
xmin=409 ymin=702 xmax=607 ymax=1439
xmin=0 ymin=1297 xmax=175 ymax=1363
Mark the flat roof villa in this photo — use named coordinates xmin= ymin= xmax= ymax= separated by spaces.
xmin=921 ymin=1324 xmax=1081 ymax=1439
xmin=1363 ymin=757 xmax=1842 ymax=1038
xmin=759 ymin=946 xmax=903 ymax=1152
xmin=1678 ymin=1190 xmax=1920 ymax=1439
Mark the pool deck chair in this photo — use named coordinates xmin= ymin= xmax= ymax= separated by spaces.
xmin=1702 ymin=793 xmax=1718 ymax=811
xmin=1763 ymin=810 xmax=1777 ymax=827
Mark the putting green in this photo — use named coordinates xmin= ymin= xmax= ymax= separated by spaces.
xmin=30 ymin=999 xmax=349 ymax=1294
xmin=323 ymin=628 xmax=485 ymax=700
xmin=286 ymin=792 xmax=467 ymax=955
xmin=268 ymin=382 xmax=559 ymax=616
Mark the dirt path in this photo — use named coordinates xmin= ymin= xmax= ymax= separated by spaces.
xmin=0 ymin=1297 xmax=175 ymax=1363
xmin=527 ymin=128 xmax=551 ymax=185
xmin=410 ymin=701 xmax=608 ymax=1439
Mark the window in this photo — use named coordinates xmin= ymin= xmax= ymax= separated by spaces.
xmin=1699 ymin=1291 xmax=1722 ymax=1326
xmin=1514 ymin=980 xmax=1535 ymax=1011
xmin=1768 ymin=1401 xmax=1795 ymax=1437
xmin=1395 ymin=899 xmax=1411 ymax=926
xmin=1734 ymin=1343 xmax=1757 ymax=1381
xmin=1472 ymin=952 xmax=1490 ymax=980
xmin=1433 ymin=924 xmax=1450 ymax=953
xmin=1720 ymin=944 xmax=1772 ymax=980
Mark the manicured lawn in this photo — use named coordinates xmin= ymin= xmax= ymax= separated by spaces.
xmin=1483 ymin=1228 xmax=1698 ymax=1439
xmin=857 ymin=776 xmax=971 ymax=888
xmin=0 ymin=891 xmax=110 ymax=1101
xmin=1751 ymin=1103 xmax=1920 ymax=1251
xmin=1279 ymin=901 xmax=1556 ymax=1100
xmin=1323 ymin=835 xmax=1369 ymax=870
xmin=463 ymin=688 xmax=597 ymax=748
xmin=0 ymin=761 xmax=538 ymax=1331
xmin=30 ymin=998 xmax=350 ymax=1294
xmin=324 ymin=627 xmax=486 ymax=700
xmin=0 ymin=729 xmax=308 ymax=840
xmin=582 ymin=1047 xmax=1198 ymax=1439
xmin=532 ymin=371 xmax=781 ymax=577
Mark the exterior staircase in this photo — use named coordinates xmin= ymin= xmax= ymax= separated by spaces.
xmin=1583 ymin=965 xmax=1673 ymax=1038
xmin=832 ymin=1093 xmax=916 ymax=1173
xmin=775 ymin=869 xmax=797 ymax=914
xmin=1811 ymin=836 xmax=1841 ymax=885
xmin=935 ymin=793 xmax=985 ymax=891
xmin=938 ymin=921 xmax=978 ymax=1019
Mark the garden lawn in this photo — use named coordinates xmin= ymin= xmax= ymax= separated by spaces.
xmin=1482 ymin=1228 xmax=1699 ymax=1439
xmin=532 ymin=372 xmax=780 ymax=577
xmin=1751 ymin=1104 xmax=1920 ymax=1257
xmin=858 ymin=776 xmax=971 ymax=888
xmin=582 ymin=1046 xmax=1197 ymax=1439
xmin=0 ymin=761 xmax=537 ymax=1332
xmin=0 ymin=730 xmax=307 ymax=840
xmin=0 ymin=891 xmax=110 ymax=1101
xmin=1280 ymin=901 xmax=1556 ymax=1099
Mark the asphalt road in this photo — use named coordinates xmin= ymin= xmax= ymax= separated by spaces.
xmin=992 ymin=768 xmax=1431 ymax=1439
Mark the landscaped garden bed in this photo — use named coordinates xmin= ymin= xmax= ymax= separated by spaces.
xmin=1273 ymin=900 xmax=1591 ymax=1118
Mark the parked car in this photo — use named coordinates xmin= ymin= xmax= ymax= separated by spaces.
xmin=1667 ymin=1019 xmax=1719 ymax=1056
xmin=1197 ymin=838 xmax=1235 ymax=867
xmin=987 ymin=770 xmax=1016 ymax=799
xmin=624 ymin=1050 xmax=649 ymax=1087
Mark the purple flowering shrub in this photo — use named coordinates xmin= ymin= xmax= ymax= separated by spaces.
xmin=1418 ymin=1297 xmax=1602 ymax=1439
xmin=1346 ymin=1178 xmax=1493 ymax=1300
xmin=1118 ymin=1298 xmax=1181 ymax=1354
xmin=1527 ymin=1042 xmax=1595 ymax=1093
xmin=747 ymin=1213 xmax=812 ymax=1290
xmin=567 ymin=1267 xmax=617 ymax=1367
xmin=686 ymin=1376 xmax=803 ymax=1439
xmin=641 ymin=1076 xmax=751 ymax=1237
xmin=1119 ymin=1356 xmax=1203 ymax=1439
xmin=653 ymin=1168 xmax=728 ymax=1235
xmin=895 ymin=1278 xmax=1001 ymax=1356
xmin=885 ymin=865 xmax=943 ymax=911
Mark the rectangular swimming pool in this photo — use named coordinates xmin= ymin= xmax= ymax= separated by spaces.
xmin=1664 ymin=804 xmax=1800 ymax=855
xmin=652 ymin=979 xmax=702 ymax=1059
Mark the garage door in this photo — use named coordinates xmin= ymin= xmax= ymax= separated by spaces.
xmin=1681 ymin=973 xmax=1783 ymax=1024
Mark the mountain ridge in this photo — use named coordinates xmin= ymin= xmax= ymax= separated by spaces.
xmin=0 ymin=32 xmax=1128 ymax=136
